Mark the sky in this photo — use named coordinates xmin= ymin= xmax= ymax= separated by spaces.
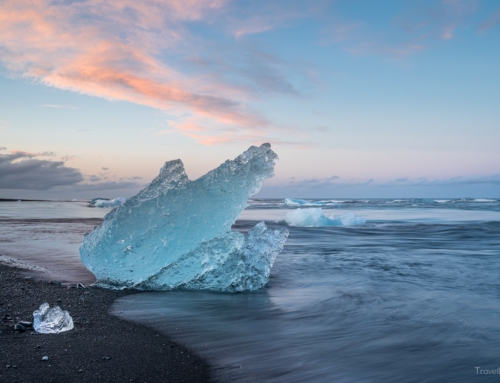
xmin=0 ymin=0 xmax=499 ymax=199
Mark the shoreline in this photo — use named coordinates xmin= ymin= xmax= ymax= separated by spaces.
xmin=0 ymin=263 xmax=213 ymax=383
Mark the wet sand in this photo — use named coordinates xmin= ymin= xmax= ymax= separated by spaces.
xmin=0 ymin=263 xmax=213 ymax=383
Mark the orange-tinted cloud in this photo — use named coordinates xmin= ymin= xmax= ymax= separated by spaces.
xmin=0 ymin=0 xmax=280 ymax=143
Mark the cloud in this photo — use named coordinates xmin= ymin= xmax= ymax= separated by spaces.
xmin=54 ymin=180 xmax=143 ymax=192
xmin=0 ymin=151 xmax=83 ymax=190
xmin=119 ymin=176 xmax=143 ymax=181
xmin=0 ymin=147 xmax=6 ymax=151
xmin=2 ymin=0 xmax=487 ymax=147
xmin=38 ymin=151 xmax=56 ymax=157
xmin=102 ymin=167 xmax=109 ymax=171
xmin=173 ymin=121 xmax=268 ymax=145
xmin=274 ymin=175 xmax=342 ymax=190
xmin=390 ymin=174 xmax=500 ymax=186
xmin=60 ymin=155 xmax=79 ymax=162
xmin=398 ymin=0 xmax=479 ymax=41
xmin=0 ymin=0 xmax=332 ymax=145
xmin=226 ymin=1 xmax=319 ymax=38
xmin=40 ymin=104 xmax=77 ymax=109
xmin=0 ymin=149 xmax=144 ymax=192
xmin=321 ymin=0 xmax=479 ymax=57
xmin=479 ymin=6 xmax=500 ymax=32
xmin=0 ymin=0 xmax=297 ymax=144
xmin=266 ymin=173 xmax=500 ymax=195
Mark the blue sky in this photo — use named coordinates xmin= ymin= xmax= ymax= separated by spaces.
xmin=0 ymin=0 xmax=499 ymax=199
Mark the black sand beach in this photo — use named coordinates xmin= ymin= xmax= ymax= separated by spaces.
xmin=0 ymin=263 xmax=213 ymax=383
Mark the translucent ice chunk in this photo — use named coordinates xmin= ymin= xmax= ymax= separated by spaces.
xmin=284 ymin=198 xmax=337 ymax=207
xmin=80 ymin=144 xmax=288 ymax=292
xmin=91 ymin=197 xmax=109 ymax=204
xmin=338 ymin=212 xmax=366 ymax=226
xmin=284 ymin=198 xmax=310 ymax=206
xmin=141 ymin=222 xmax=288 ymax=292
xmin=93 ymin=197 xmax=127 ymax=208
xmin=33 ymin=303 xmax=74 ymax=334
xmin=284 ymin=208 xmax=365 ymax=227
xmin=284 ymin=198 xmax=322 ymax=206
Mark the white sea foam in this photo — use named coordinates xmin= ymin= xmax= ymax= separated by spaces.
xmin=0 ymin=255 xmax=49 ymax=272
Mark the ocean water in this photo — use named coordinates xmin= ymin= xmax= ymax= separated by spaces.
xmin=2 ymin=198 xmax=500 ymax=382
xmin=0 ymin=201 xmax=107 ymax=282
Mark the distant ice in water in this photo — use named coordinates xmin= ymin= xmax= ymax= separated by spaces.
xmin=33 ymin=303 xmax=74 ymax=334
xmin=284 ymin=198 xmax=338 ymax=207
xmin=285 ymin=198 xmax=324 ymax=206
xmin=91 ymin=197 xmax=127 ymax=208
xmin=284 ymin=208 xmax=365 ymax=227
xmin=80 ymin=144 xmax=288 ymax=292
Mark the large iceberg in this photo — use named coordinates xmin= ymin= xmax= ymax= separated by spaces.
xmin=80 ymin=144 xmax=288 ymax=292
xmin=284 ymin=208 xmax=365 ymax=227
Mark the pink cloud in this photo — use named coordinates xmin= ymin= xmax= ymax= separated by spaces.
xmin=172 ymin=116 xmax=310 ymax=147
xmin=226 ymin=1 xmax=321 ymax=38
xmin=322 ymin=0 xmax=479 ymax=57
xmin=0 ymin=0 xmax=284 ymax=144
xmin=401 ymin=0 xmax=478 ymax=41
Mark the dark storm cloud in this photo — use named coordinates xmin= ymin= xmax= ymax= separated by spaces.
xmin=0 ymin=152 xmax=83 ymax=190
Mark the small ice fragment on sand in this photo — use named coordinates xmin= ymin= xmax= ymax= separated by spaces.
xmin=33 ymin=303 xmax=74 ymax=334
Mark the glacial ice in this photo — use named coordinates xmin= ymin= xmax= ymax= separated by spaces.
xmin=92 ymin=197 xmax=127 ymax=208
xmin=284 ymin=208 xmax=365 ymax=227
xmin=33 ymin=303 xmax=74 ymax=334
xmin=285 ymin=198 xmax=312 ymax=206
xmin=80 ymin=144 xmax=288 ymax=292
xmin=284 ymin=198 xmax=339 ymax=207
